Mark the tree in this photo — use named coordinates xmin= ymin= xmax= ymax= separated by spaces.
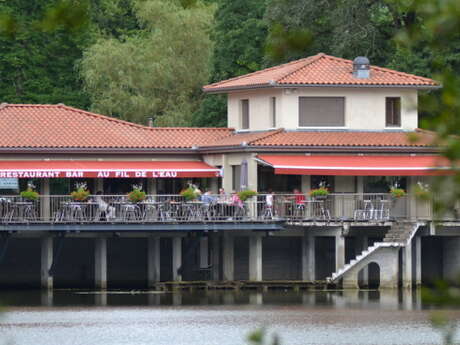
xmin=80 ymin=0 xmax=214 ymax=125
xmin=0 ymin=0 xmax=90 ymax=108
xmin=193 ymin=0 xmax=268 ymax=127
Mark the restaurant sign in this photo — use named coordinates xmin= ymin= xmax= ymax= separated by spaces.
xmin=0 ymin=170 xmax=221 ymax=179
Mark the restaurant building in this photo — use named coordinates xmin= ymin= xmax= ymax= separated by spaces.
xmin=0 ymin=53 xmax=457 ymax=290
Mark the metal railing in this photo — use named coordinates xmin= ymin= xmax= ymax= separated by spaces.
xmin=0 ymin=193 xmax=445 ymax=224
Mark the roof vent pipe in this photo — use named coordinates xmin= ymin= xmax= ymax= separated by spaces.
xmin=147 ymin=117 xmax=154 ymax=127
xmin=352 ymin=56 xmax=370 ymax=79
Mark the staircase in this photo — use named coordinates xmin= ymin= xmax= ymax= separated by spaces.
xmin=327 ymin=222 xmax=422 ymax=283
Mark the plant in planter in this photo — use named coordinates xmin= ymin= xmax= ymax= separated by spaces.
xmin=309 ymin=181 xmax=329 ymax=198
xmin=414 ymin=181 xmax=430 ymax=201
xmin=71 ymin=182 xmax=90 ymax=201
xmin=20 ymin=183 xmax=39 ymax=201
xmin=180 ymin=187 xmax=198 ymax=201
xmin=237 ymin=190 xmax=257 ymax=201
xmin=389 ymin=182 xmax=406 ymax=198
xmin=127 ymin=184 xmax=146 ymax=203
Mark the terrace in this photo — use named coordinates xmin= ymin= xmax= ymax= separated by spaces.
xmin=0 ymin=193 xmax=441 ymax=231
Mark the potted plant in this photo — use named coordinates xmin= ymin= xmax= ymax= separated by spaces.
xmin=70 ymin=182 xmax=90 ymax=201
xmin=237 ymin=189 xmax=257 ymax=201
xmin=309 ymin=181 xmax=329 ymax=199
xmin=389 ymin=182 xmax=406 ymax=198
xmin=20 ymin=183 xmax=39 ymax=201
xmin=180 ymin=187 xmax=198 ymax=201
xmin=414 ymin=181 xmax=430 ymax=201
xmin=127 ymin=184 xmax=146 ymax=203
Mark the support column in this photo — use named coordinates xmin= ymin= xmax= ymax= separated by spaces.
xmin=356 ymin=176 xmax=364 ymax=194
xmin=415 ymin=236 xmax=422 ymax=286
xmin=359 ymin=236 xmax=369 ymax=287
xmin=172 ymin=237 xmax=182 ymax=282
xmin=300 ymin=175 xmax=311 ymax=194
xmin=222 ymin=154 xmax=232 ymax=193
xmin=147 ymin=237 xmax=161 ymax=287
xmin=95 ymin=238 xmax=107 ymax=290
xmin=402 ymin=243 xmax=412 ymax=288
xmin=41 ymin=237 xmax=53 ymax=290
xmin=222 ymin=233 xmax=234 ymax=281
xmin=211 ymin=234 xmax=220 ymax=281
xmin=302 ymin=233 xmax=315 ymax=281
xmin=247 ymin=153 xmax=258 ymax=192
xmin=335 ymin=234 xmax=345 ymax=271
xmin=249 ymin=235 xmax=263 ymax=281
xmin=40 ymin=179 xmax=50 ymax=221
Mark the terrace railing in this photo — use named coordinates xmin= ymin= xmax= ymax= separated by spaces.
xmin=0 ymin=193 xmax=446 ymax=225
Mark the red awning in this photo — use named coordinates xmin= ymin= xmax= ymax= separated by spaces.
xmin=257 ymin=154 xmax=452 ymax=176
xmin=0 ymin=161 xmax=220 ymax=178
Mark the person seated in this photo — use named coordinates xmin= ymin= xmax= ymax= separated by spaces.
xmin=95 ymin=191 xmax=116 ymax=220
xmin=293 ymin=188 xmax=305 ymax=206
xmin=218 ymin=187 xmax=229 ymax=203
xmin=201 ymin=189 xmax=216 ymax=205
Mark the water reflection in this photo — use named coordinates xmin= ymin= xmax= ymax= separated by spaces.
xmin=0 ymin=288 xmax=448 ymax=310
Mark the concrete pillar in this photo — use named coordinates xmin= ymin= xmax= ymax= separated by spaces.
xmin=147 ymin=237 xmax=161 ymax=287
xmin=40 ymin=179 xmax=50 ymax=221
xmin=95 ymin=178 xmax=104 ymax=193
xmin=247 ymin=154 xmax=258 ymax=192
xmin=95 ymin=292 xmax=107 ymax=306
xmin=402 ymin=243 xmax=412 ymax=288
xmin=249 ymin=235 xmax=263 ymax=281
xmin=359 ymin=236 xmax=369 ymax=287
xmin=172 ymin=237 xmax=182 ymax=282
xmin=200 ymin=236 xmax=209 ymax=268
xmin=147 ymin=178 xmax=157 ymax=195
xmin=40 ymin=289 xmax=53 ymax=306
xmin=249 ymin=292 xmax=263 ymax=305
xmin=380 ymin=249 xmax=400 ymax=289
xmin=300 ymin=175 xmax=311 ymax=194
xmin=302 ymin=233 xmax=315 ymax=281
xmin=222 ymin=154 xmax=232 ymax=193
xmin=211 ymin=234 xmax=220 ymax=281
xmin=41 ymin=237 xmax=53 ymax=290
xmin=415 ymin=236 xmax=422 ymax=286
xmin=335 ymin=234 xmax=345 ymax=271
xmin=357 ymin=176 xmax=364 ymax=194
xmin=95 ymin=238 xmax=107 ymax=290
xmin=407 ymin=177 xmax=417 ymax=220
xmin=222 ymin=233 xmax=234 ymax=281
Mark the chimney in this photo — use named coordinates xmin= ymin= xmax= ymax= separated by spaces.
xmin=147 ymin=117 xmax=154 ymax=127
xmin=352 ymin=56 xmax=370 ymax=79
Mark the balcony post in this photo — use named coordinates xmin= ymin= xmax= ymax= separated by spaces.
xmin=41 ymin=237 xmax=53 ymax=290
xmin=95 ymin=238 xmax=107 ymax=290
xmin=301 ymin=175 xmax=311 ymax=194
xmin=147 ymin=237 xmax=161 ymax=287
xmin=147 ymin=178 xmax=156 ymax=195
xmin=95 ymin=178 xmax=104 ymax=193
xmin=40 ymin=179 xmax=50 ymax=221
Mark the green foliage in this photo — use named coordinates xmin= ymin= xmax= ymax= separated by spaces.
xmin=80 ymin=0 xmax=214 ymax=125
xmin=195 ymin=0 xmax=268 ymax=127
xmin=237 ymin=190 xmax=257 ymax=202
xmin=247 ymin=329 xmax=279 ymax=345
xmin=0 ymin=0 xmax=91 ymax=108
xmin=309 ymin=187 xmax=329 ymax=198
xmin=20 ymin=188 xmax=39 ymax=201
xmin=127 ymin=188 xmax=146 ymax=203
xmin=389 ymin=187 xmax=406 ymax=198
xmin=180 ymin=187 xmax=199 ymax=201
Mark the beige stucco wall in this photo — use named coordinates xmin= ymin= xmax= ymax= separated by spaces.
xmin=228 ymin=87 xmax=418 ymax=131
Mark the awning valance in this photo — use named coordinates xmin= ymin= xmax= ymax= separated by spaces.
xmin=257 ymin=154 xmax=452 ymax=176
xmin=0 ymin=161 xmax=220 ymax=178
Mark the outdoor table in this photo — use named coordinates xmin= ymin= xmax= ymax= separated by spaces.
xmin=6 ymin=201 xmax=36 ymax=222
xmin=57 ymin=201 xmax=97 ymax=222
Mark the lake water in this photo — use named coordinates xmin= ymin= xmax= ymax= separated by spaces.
xmin=0 ymin=289 xmax=458 ymax=345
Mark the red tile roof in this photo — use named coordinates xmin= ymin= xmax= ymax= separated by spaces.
xmin=203 ymin=129 xmax=437 ymax=148
xmin=203 ymin=53 xmax=439 ymax=92
xmin=0 ymin=104 xmax=232 ymax=149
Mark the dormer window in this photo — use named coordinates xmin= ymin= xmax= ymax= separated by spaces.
xmin=240 ymin=99 xmax=249 ymax=130
xmin=270 ymin=97 xmax=276 ymax=128
xmin=386 ymin=97 xmax=401 ymax=127
xmin=299 ymin=97 xmax=345 ymax=127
